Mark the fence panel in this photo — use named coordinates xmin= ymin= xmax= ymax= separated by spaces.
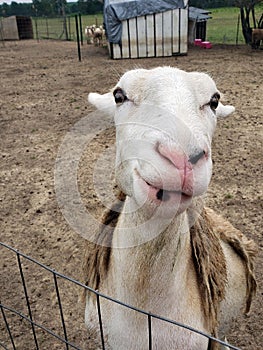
xmin=33 ymin=17 xmax=73 ymax=41
xmin=31 ymin=15 xmax=104 ymax=42
xmin=0 ymin=242 xmax=243 ymax=350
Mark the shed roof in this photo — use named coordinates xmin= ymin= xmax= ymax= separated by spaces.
xmin=104 ymin=0 xmax=186 ymax=44
xmin=189 ymin=7 xmax=212 ymax=22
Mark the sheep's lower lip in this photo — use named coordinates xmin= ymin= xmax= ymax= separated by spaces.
xmin=134 ymin=171 xmax=192 ymax=204
xmin=134 ymin=169 xmax=193 ymax=203
xmin=145 ymin=181 xmax=192 ymax=202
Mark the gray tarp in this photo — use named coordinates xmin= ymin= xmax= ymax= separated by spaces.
xmin=104 ymin=0 xmax=186 ymax=44
xmin=189 ymin=7 xmax=211 ymax=22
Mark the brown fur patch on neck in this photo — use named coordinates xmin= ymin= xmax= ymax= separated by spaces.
xmin=190 ymin=208 xmax=227 ymax=343
xmin=191 ymin=207 xmax=257 ymax=349
xmin=205 ymin=207 xmax=257 ymax=315
xmin=82 ymin=191 xmax=126 ymax=292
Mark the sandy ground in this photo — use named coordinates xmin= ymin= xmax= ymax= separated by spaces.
xmin=0 ymin=40 xmax=262 ymax=349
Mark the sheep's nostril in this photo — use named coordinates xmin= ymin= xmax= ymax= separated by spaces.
xmin=189 ymin=150 xmax=206 ymax=165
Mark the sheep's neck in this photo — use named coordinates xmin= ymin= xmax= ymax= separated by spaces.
xmin=111 ymin=196 xmax=195 ymax=311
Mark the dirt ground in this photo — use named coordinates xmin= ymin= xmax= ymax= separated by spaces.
xmin=0 ymin=40 xmax=262 ymax=350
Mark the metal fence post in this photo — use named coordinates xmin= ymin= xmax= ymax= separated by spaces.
xmin=75 ymin=14 xmax=81 ymax=62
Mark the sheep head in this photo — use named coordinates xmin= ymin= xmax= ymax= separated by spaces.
xmin=88 ymin=67 xmax=235 ymax=217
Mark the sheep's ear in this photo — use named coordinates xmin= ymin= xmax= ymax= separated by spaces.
xmin=88 ymin=92 xmax=115 ymax=116
xmin=216 ymin=102 xmax=235 ymax=118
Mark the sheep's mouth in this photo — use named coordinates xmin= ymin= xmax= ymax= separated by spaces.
xmin=145 ymin=181 xmax=192 ymax=203
xmin=134 ymin=169 xmax=193 ymax=204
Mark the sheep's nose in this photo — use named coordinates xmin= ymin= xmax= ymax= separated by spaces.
xmin=158 ymin=143 xmax=206 ymax=169
xmin=189 ymin=150 xmax=206 ymax=165
xmin=158 ymin=143 xmax=189 ymax=170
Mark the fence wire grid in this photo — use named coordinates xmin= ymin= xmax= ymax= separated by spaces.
xmin=1 ymin=12 xmax=259 ymax=45
xmin=0 ymin=14 xmax=103 ymax=43
xmin=0 ymin=242 xmax=242 ymax=350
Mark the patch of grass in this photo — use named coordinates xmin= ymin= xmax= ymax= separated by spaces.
xmin=207 ymin=6 xmax=263 ymax=44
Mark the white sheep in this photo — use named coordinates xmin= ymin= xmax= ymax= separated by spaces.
xmin=84 ymin=25 xmax=95 ymax=45
xmin=93 ymin=26 xmax=104 ymax=46
xmin=84 ymin=24 xmax=105 ymax=46
xmin=84 ymin=67 xmax=257 ymax=349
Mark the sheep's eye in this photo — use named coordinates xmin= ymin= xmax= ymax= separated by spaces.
xmin=209 ymin=93 xmax=220 ymax=111
xmin=113 ymin=88 xmax=128 ymax=105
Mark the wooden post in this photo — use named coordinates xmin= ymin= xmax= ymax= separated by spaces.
xmin=0 ymin=18 xmax=5 ymax=46
xmin=236 ymin=14 xmax=240 ymax=45
xmin=79 ymin=13 xmax=83 ymax=46
xmin=68 ymin=16 xmax=71 ymax=40
xmin=35 ymin=17 xmax=39 ymax=42
xmin=45 ymin=17 xmax=49 ymax=39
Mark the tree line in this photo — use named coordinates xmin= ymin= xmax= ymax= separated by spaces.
xmin=0 ymin=0 xmax=103 ymax=17
xmin=0 ymin=0 xmax=247 ymax=18
xmin=190 ymin=0 xmax=237 ymax=7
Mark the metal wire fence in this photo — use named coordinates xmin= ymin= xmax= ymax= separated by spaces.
xmin=32 ymin=14 xmax=103 ymax=41
xmin=0 ymin=242 xmax=242 ymax=350
xmin=1 ymin=9 xmax=262 ymax=46
xmin=0 ymin=14 xmax=103 ymax=43
xmin=33 ymin=16 xmax=75 ymax=41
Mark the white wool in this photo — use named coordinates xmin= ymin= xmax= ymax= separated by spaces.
xmin=84 ymin=67 xmax=256 ymax=350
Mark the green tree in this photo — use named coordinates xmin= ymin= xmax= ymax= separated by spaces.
xmin=77 ymin=0 xmax=103 ymax=15
xmin=32 ymin=0 xmax=61 ymax=17
xmin=1 ymin=2 xmax=11 ymax=16
xmin=55 ymin=0 xmax=68 ymax=16
xmin=189 ymin=0 xmax=236 ymax=8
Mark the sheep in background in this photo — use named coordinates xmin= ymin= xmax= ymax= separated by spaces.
xmin=93 ymin=26 xmax=104 ymax=46
xmin=252 ymin=28 xmax=263 ymax=48
xmin=84 ymin=25 xmax=105 ymax=46
xmin=84 ymin=25 xmax=95 ymax=45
